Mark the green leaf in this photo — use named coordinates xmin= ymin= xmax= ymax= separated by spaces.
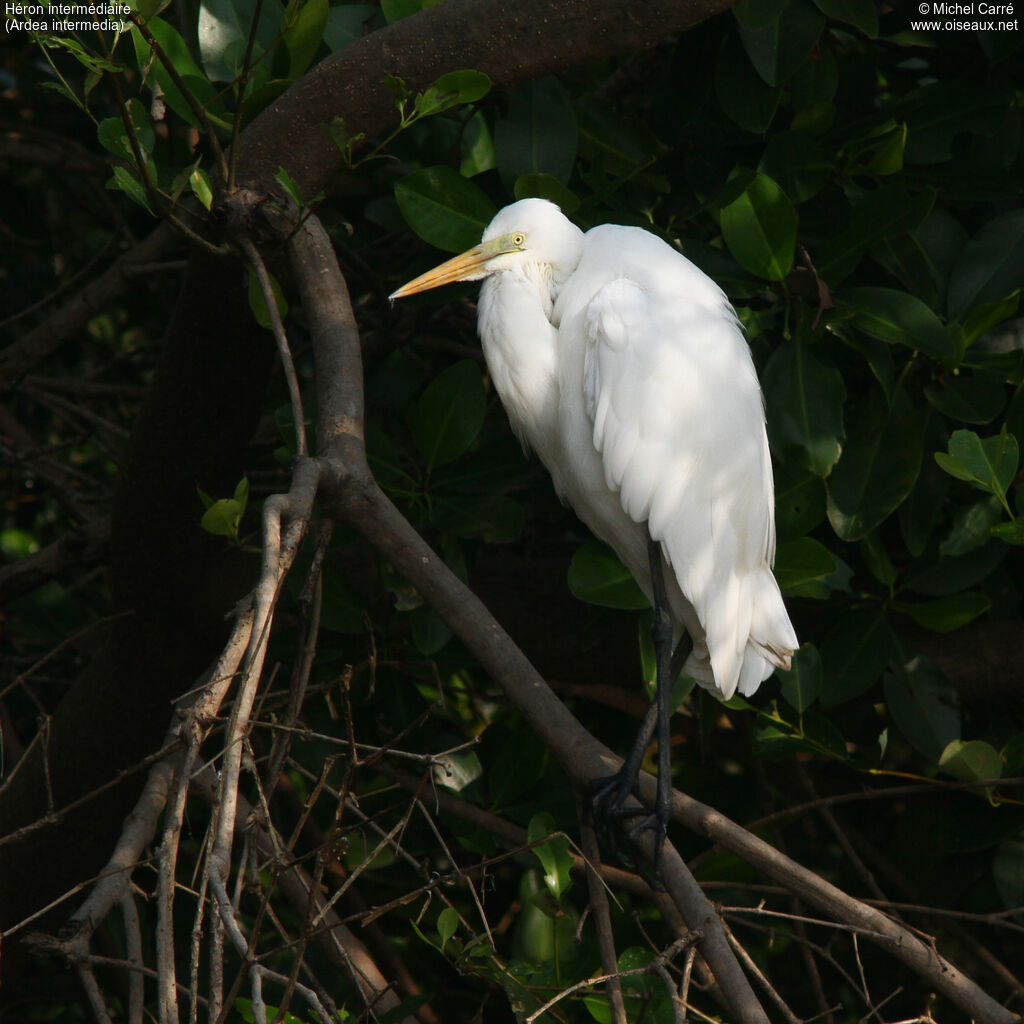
xmin=513 ymin=174 xmax=580 ymax=215
xmin=190 ymin=167 xmax=213 ymax=209
xmin=246 ymin=265 xmax=288 ymax=329
xmin=898 ymin=435 xmax=950 ymax=557
xmin=732 ymin=0 xmax=787 ymax=29
xmin=763 ymin=339 xmax=845 ymax=476
xmin=494 ymin=78 xmax=577 ymax=187
xmin=281 ymin=0 xmax=328 ymax=79
xmin=991 ymin=519 xmax=1024 ymax=545
xmin=934 ymin=428 xmax=1019 ymax=499
xmin=903 ymin=538 xmax=1005 ymax=596
xmin=437 ymin=907 xmax=458 ymax=952
xmin=411 ymin=604 xmax=452 ymax=655
xmin=715 ymin=33 xmax=781 ymax=134
xmin=883 ymin=655 xmax=960 ymax=763
xmin=958 ymin=292 xmax=1020 ymax=349
xmin=720 ymin=173 xmax=797 ymax=281
xmin=892 ymin=592 xmax=990 ymax=632
xmin=432 ymin=749 xmax=482 ymax=792
xmin=394 ymin=167 xmax=497 ymax=253
xmin=322 ymin=4 xmax=377 ymax=51
xmin=777 ymin=644 xmax=822 ymax=712
xmin=993 ymin=840 xmax=1024 ymax=910
xmin=865 ymin=122 xmax=906 ymax=175
xmin=939 ymin=497 xmax=1005 ymax=557
xmin=97 ymin=98 xmax=154 ymax=162
xmin=773 ymin=538 xmax=836 ymax=597
xmin=816 ymin=185 xmax=935 ymax=285
xmin=773 ymin=463 xmax=827 ymax=541
xmin=860 ymin=531 xmax=896 ymax=587
xmin=567 ymin=539 xmax=649 ymax=611
xmin=819 ymin=608 xmax=896 ymax=706
xmin=107 ymin=165 xmax=153 ymax=214
xmin=132 ymin=18 xmax=221 ymax=130
xmin=872 ymin=208 xmax=967 ymax=312
xmin=200 ymin=498 xmax=243 ymax=538
xmin=947 ymin=210 xmax=1024 ymax=321
xmin=811 ymin=0 xmax=877 ymax=36
xmin=759 ymin=133 xmax=831 ymax=203
xmin=527 ymin=813 xmax=573 ymax=903
xmin=924 ymin=373 xmax=1006 ymax=425
xmin=411 ymin=360 xmax=486 ymax=470
xmin=736 ymin=0 xmax=825 ymax=86
xmin=839 ymin=287 xmax=955 ymax=358
xmin=416 ymin=69 xmax=491 ymax=117
xmin=197 ymin=0 xmax=282 ymax=80
xmin=939 ymin=739 xmax=1003 ymax=782
xmin=827 ymin=387 xmax=928 ymax=541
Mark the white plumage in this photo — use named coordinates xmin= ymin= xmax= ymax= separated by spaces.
xmin=392 ymin=198 xmax=797 ymax=701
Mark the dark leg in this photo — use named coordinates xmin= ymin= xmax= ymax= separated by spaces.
xmin=590 ymin=535 xmax=688 ymax=875
xmin=646 ymin=535 xmax=676 ymax=873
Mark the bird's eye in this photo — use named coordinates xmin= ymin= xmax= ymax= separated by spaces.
xmin=512 ymin=233 xmax=525 ymax=246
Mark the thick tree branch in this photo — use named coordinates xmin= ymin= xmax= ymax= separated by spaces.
xmin=237 ymin=0 xmax=740 ymax=198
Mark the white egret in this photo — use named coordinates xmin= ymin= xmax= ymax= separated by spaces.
xmin=391 ymin=198 xmax=797 ymax=849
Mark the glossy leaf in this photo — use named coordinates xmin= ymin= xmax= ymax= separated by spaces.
xmin=778 ymin=644 xmax=822 ymax=713
xmin=322 ymin=4 xmax=377 ymax=50
xmin=839 ymin=287 xmax=955 ymax=358
xmin=939 ymin=497 xmax=1005 ymax=557
xmin=432 ymin=748 xmax=482 ymax=791
xmin=812 ymin=0 xmax=877 ymax=35
xmin=415 ymin=69 xmax=491 ymax=117
xmin=763 ymin=339 xmax=845 ymax=476
xmin=246 ymin=265 xmax=288 ymax=328
xmin=816 ymin=185 xmax=934 ymax=284
xmin=715 ymin=34 xmax=781 ymax=134
xmin=411 ymin=360 xmax=486 ymax=470
xmin=993 ymin=840 xmax=1024 ymax=911
xmin=437 ymin=907 xmax=458 ymax=952
xmin=939 ymin=739 xmax=1003 ymax=782
xmin=892 ymin=592 xmax=990 ymax=632
xmin=924 ymin=373 xmax=1006 ymax=425
xmin=819 ymin=608 xmax=896 ymax=706
xmin=774 ymin=463 xmax=827 ymax=541
xmin=281 ymin=0 xmax=328 ymax=79
xmin=898 ymin=439 xmax=950 ymax=558
xmin=198 ymin=0 xmax=282 ymax=81
xmin=394 ymin=167 xmax=497 ymax=252
xmin=883 ymin=655 xmax=960 ymax=763
xmin=494 ymin=78 xmax=577 ymax=187
xmin=736 ymin=0 xmax=825 ymax=87
xmin=934 ymin=428 xmax=1019 ymax=498
xmin=568 ymin=540 xmax=649 ymax=611
xmin=773 ymin=538 xmax=836 ymax=597
xmin=759 ymin=133 xmax=831 ymax=202
xmin=902 ymin=539 xmax=1005 ymax=596
xmin=527 ymin=813 xmax=573 ymax=902
xmin=992 ymin=519 xmax=1024 ymax=545
xmin=132 ymin=18 xmax=221 ymax=129
xmin=827 ymin=387 xmax=927 ymax=541
xmin=947 ymin=210 xmax=1024 ymax=321
xmin=720 ymin=173 xmax=797 ymax=280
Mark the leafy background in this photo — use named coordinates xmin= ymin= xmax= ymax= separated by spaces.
xmin=3 ymin=0 xmax=1024 ymax=1020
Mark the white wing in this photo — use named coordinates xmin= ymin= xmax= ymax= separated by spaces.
xmin=568 ymin=229 xmax=796 ymax=698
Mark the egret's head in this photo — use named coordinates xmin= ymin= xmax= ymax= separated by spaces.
xmin=389 ymin=198 xmax=584 ymax=300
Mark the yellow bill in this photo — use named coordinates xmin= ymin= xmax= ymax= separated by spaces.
xmin=389 ymin=232 xmax=525 ymax=300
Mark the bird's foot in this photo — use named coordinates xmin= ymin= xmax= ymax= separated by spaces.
xmin=588 ymin=770 xmax=668 ymax=888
